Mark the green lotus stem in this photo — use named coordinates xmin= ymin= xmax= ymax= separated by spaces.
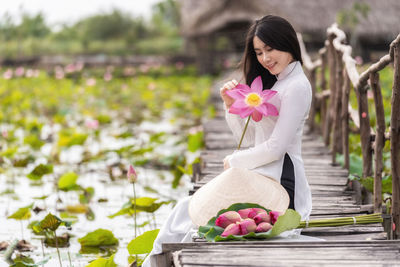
xmin=298 ymin=213 xmax=383 ymax=228
xmin=237 ymin=116 xmax=251 ymax=150
xmin=133 ymin=183 xmax=137 ymax=238
xmin=54 ymin=230 xmax=62 ymax=267
xmin=133 ymin=183 xmax=138 ymax=266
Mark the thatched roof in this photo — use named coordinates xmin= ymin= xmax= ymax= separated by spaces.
xmin=178 ymin=0 xmax=400 ymax=41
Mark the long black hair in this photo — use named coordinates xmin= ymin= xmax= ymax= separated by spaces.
xmin=240 ymin=15 xmax=303 ymax=89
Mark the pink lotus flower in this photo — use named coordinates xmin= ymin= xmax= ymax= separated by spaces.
xmin=85 ymin=119 xmax=99 ymax=130
xmin=86 ymin=78 xmax=96 ymax=86
xmin=215 ymin=211 xmax=241 ymax=228
xmin=226 ymin=76 xmax=278 ymax=122
xmin=256 ymin=222 xmax=273 ymax=233
xmin=254 ymin=212 xmax=271 ymax=224
xmin=238 ymin=208 xmax=266 ymax=219
xmin=221 ymin=222 xmax=240 ymax=237
xmin=239 ymin=218 xmax=257 ymax=234
xmin=269 ymin=211 xmax=282 ymax=225
xmin=127 ymin=165 xmax=137 ymax=183
xmin=3 ymin=69 xmax=13 ymax=79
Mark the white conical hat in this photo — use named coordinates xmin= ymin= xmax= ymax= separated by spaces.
xmin=189 ymin=167 xmax=289 ymax=226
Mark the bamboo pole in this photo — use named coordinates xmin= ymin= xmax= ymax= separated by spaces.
xmin=370 ymin=72 xmax=385 ymax=213
xmin=356 ymin=81 xmax=373 ymax=178
xmin=342 ymin=69 xmax=350 ymax=170
xmin=332 ymin=50 xmax=344 ymax=164
xmin=308 ymin=69 xmax=317 ymax=132
xmin=319 ymin=48 xmax=328 ymax=135
xmin=324 ymin=34 xmax=336 ymax=146
xmin=390 ymin=39 xmax=400 ymax=239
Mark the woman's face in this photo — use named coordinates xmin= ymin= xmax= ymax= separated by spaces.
xmin=253 ymin=36 xmax=294 ymax=75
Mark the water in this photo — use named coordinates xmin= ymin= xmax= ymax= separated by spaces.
xmin=0 ymin=115 xmax=194 ymax=266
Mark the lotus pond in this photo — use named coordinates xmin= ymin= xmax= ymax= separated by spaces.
xmin=0 ymin=63 xmax=213 ymax=266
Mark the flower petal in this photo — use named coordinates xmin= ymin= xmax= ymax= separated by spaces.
xmin=250 ymin=76 xmax=263 ymax=93
xmin=231 ymin=99 xmax=249 ymax=109
xmin=255 ymin=104 xmax=269 ymax=116
xmin=251 ymin=110 xmax=263 ymax=122
xmin=235 ymin=84 xmax=251 ymax=91
xmin=240 ymin=107 xmax=254 ymax=118
xmin=226 ymin=89 xmax=247 ymax=99
xmin=261 ymin=90 xmax=278 ymax=101
xmin=265 ymin=103 xmax=279 ymax=116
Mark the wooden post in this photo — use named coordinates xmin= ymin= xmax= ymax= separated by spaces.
xmin=332 ymin=50 xmax=343 ymax=164
xmin=391 ymin=40 xmax=400 ymax=239
xmin=370 ymin=72 xmax=385 ymax=213
xmin=342 ymin=69 xmax=350 ymax=170
xmin=319 ymin=49 xmax=328 ymax=135
xmin=355 ymin=82 xmax=373 ymax=178
xmin=308 ymin=68 xmax=317 ymax=132
xmin=324 ymin=34 xmax=336 ymax=147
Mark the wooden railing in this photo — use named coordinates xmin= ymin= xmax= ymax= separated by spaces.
xmin=298 ymin=23 xmax=400 ymax=239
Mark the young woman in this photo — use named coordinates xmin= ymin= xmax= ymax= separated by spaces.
xmin=143 ymin=15 xmax=313 ymax=267
xmin=220 ymin=15 xmax=312 ymax=221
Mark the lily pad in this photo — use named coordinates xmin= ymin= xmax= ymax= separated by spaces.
xmin=127 ymin=229 xmax=160 ymax=255
xmin=58 ymin=172 xmax=79 ymax=191
xmin=7 ymin=204 xmax=33 ymax=220
xmin=78 ymin=229 xmax=119 ymax=247
xmin=27 ymin=164 xmax=53 ymax=181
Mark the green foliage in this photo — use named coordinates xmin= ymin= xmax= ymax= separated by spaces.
xmin=33 ymin=213 xmax=63 ymax=232
xmin=337 ymin=2 xmax=370 ymax=30
xmin=27 ymin=164 xmax=53 ymax=180
xmin=187 ymin=131 xmax=204 ymax=152
xmin=86 ymin=254 xmax=117 ymax=267
xmin=78 ymin=229 xmax=119 ymax=247
xmin=58 ymin=172 xmax=79 ymax=191
xmin=127 ymin=229 xmax=160 ymax=254
xmin=7 ymin=204 xmax=33 ymax=220
xmin=0 ymin=0 xmax=182 ymax=57
xmin=109 ymin=197 xmax=171 ymax=218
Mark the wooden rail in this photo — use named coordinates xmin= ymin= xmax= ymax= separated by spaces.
xmin=299 ymin=23 xmax=400 ymax=239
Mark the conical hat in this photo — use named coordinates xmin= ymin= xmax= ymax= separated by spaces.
xmin=189 ymin=167 xmax=289 ymax=226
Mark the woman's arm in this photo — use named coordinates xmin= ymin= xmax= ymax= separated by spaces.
xmin=227 ymin=80 xmax=311 ymax=169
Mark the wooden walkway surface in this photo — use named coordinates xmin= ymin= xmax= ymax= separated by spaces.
xmin=155 ymin=81 xmax=400 ymax=267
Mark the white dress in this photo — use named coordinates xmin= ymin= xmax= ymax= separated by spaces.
xmin=225 ymin=61 xmax=312 ymax=221
xmin=143 ymin=61 xmax=315 ymax=267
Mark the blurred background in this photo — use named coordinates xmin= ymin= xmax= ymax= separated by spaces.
xmin=1 ymin=0 xmax=399 ymax=74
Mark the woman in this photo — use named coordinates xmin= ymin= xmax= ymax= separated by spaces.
xmin=220 ymin=15 xmax=312 ymax=221
xmin=143 ymin=15 xmax=312 ymax=267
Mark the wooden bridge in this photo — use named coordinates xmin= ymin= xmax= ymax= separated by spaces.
xmin=151 ymin=24 xmax=400 ymax=266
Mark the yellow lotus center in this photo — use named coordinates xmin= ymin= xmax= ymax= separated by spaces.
xmin=245 ymin=93 xmax=262 ymax=107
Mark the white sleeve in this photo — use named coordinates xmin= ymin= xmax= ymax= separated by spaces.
xmin=228 ymin=81 xmax=311 ymax=169
xmin=225 ymin=105 xmax=255 ymax=148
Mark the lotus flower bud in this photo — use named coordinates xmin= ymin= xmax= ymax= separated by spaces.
xmin=237 ymin=208 xmax=253 ymax=219
xmin=238 ymin=218 xmax=257 ymax=235
xmin=215 ymin=211 xmax=241 ymax=228
xmin=127 ymin=165 xmax=137 ymax=183
xmin=256 ymin=222 xmax=273 ymax=233
xmin=269 ymin=211 xmax=282 ymax=225
xmin=238 ymin=208 xmax=266 ymax=219
xmin=253 ymin=212 xmax=271 ymax=224
xmin=221 ymin=223 xmax=240 ymax=237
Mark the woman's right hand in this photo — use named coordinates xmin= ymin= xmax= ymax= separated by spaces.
xmin=220 ymin=79 xmax=238 ymax=109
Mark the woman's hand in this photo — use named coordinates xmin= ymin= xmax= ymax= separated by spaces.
xmin=220 ymin=79 xmax=238 ymax=109
xmin=223 ymin=156 xmax=231 ymax=170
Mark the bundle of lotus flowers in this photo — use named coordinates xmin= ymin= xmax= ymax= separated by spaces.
xmin=297 ymin=213 xmax=383 ymax=228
